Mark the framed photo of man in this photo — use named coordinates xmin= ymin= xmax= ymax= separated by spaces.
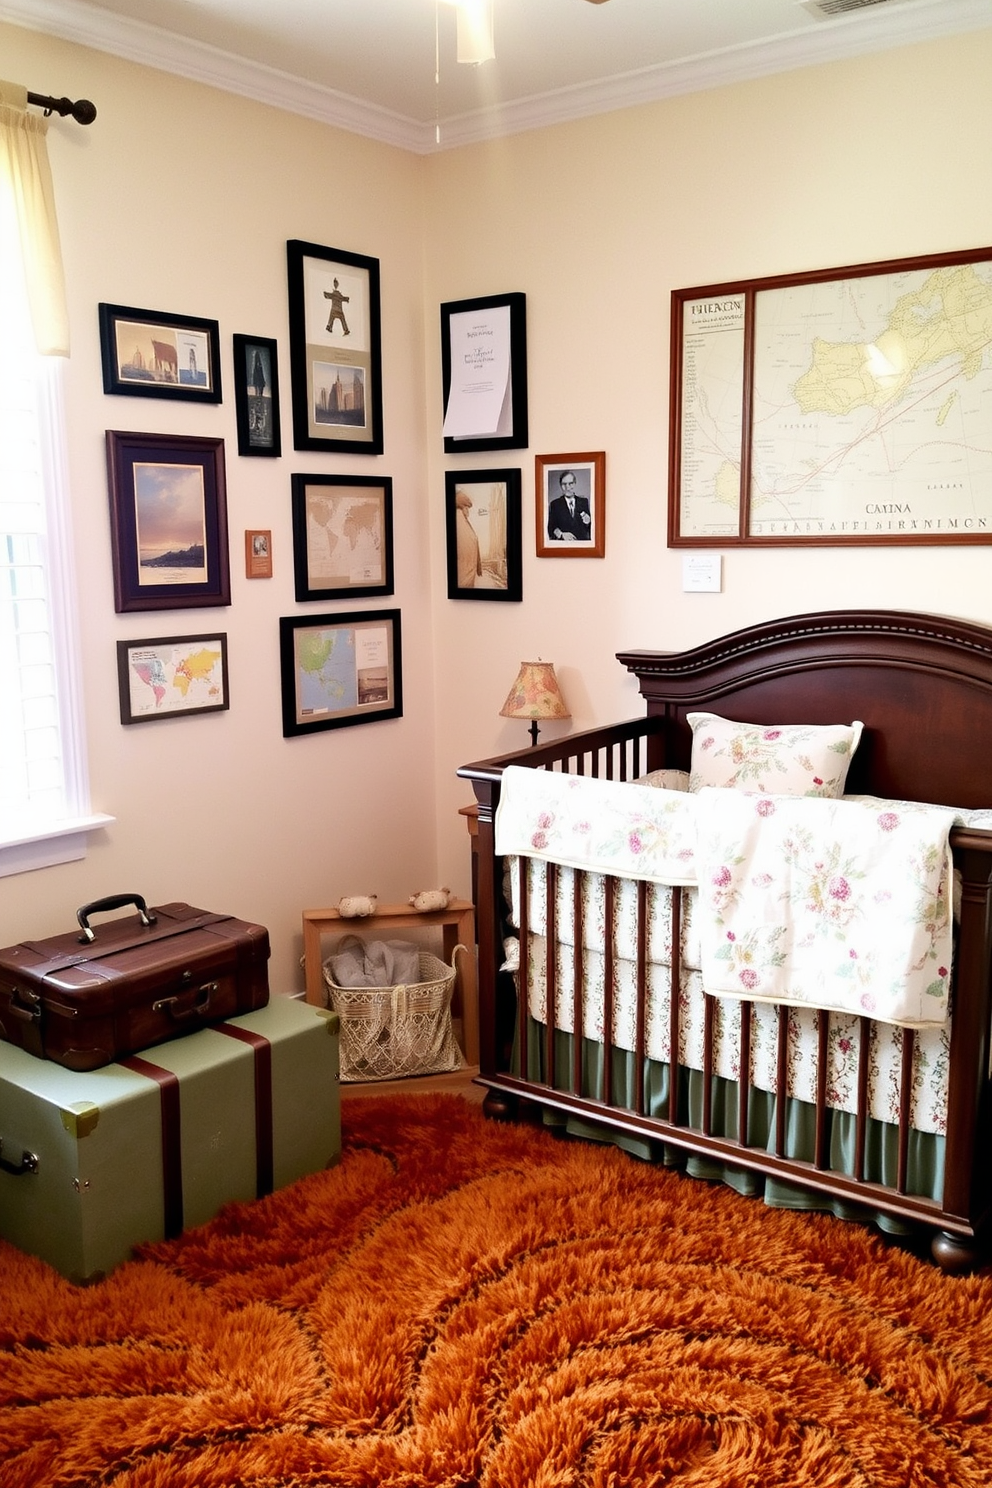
xmin=536 ymin=451 xmax=605 ymax=558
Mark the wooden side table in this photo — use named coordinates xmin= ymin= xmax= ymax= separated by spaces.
xmin=301 ymin=899 xmax=478 ymax=1067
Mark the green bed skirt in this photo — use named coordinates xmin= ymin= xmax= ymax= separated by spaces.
xmin=521 ymin=1019 xmax=944 ymax=1237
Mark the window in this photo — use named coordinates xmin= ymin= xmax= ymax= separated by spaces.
xmin=0 ymin=111 xmax=111 ymax=877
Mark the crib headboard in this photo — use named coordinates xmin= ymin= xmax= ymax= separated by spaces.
xmin=617 ymin=609 xmax=992 ymax=810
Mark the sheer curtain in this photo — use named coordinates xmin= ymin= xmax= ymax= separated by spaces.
xmin=0 ymin=79 xmax=69 ymax=356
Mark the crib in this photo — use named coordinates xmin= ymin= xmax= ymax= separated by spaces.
xmin=458 ymin=609 xmax=992 ymax=1272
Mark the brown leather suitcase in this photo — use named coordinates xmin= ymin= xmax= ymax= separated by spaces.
xmin=0 ymin=894 xmax=270 ymax=1072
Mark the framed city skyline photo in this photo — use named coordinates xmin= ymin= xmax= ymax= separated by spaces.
xmin=233 ymin=334 xmax=281 ymax=456
xmin=279 ymin=609 xmax=402 ymax=737
xmin=286 ymin=239 xmax=383 ymax=455
xmin=445 ymin=468 xmax=522 ymax=601
xmin=291 ymin=473 xmax=394 ymax=602
xmin=536 ymin=451 xmax=606 ymax=558
xmin=105 ymin=431 xmax=231 ymax=612
xmin=99 ymin=303 xmax=222 ymax=402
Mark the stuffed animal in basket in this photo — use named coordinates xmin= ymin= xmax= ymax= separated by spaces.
xmin=408 ymin=887 xmax=451 ymax=912
xmin=337 ymin=894 xmax=378 ymax=918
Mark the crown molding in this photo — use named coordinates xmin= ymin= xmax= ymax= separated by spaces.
xmin=2 ymin=0 xmax=988 ymax=155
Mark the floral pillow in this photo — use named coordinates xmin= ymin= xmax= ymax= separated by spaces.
xmin=687 ymin=712 xmax=863 ymax=798
xmin=634 ymin=768 xmax=690 ymax=792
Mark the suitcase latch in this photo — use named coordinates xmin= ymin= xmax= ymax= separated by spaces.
xmin=152 ymin=981 xmax=218 ymax=1020
xmin=0 ymin=1138 xmax=39 ymax=1177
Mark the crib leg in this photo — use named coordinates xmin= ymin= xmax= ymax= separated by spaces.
xmin=483 ymin=1088 xmax=518 ymax=1122
xmin=931 ymin=1230 xmax=983 ymax=1275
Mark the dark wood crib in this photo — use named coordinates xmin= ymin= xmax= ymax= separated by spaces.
xmin=458 ymin=610 xmax=992 ymax=1272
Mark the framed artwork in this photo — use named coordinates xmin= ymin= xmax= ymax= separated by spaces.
xmin=116 ymin=633 xmax=229 ymax=724
xmin=669 ymin=244 xmax=992 ymax=546
xmin=99 ymin=303 xmax=222 ymax=402
xmin=536 ymin=451 xmax=606 ymax=558
xmin=291 ymin=473 xmax=394 ymax=601
xmin=105 ymin=430 xmax=231 ymax=612
xmin=445 ymin=468 xmax=522 ymax=601
xmin=286 ymin=239 xmax=383 ymax=455
xmin=245 ymin=529 xmax=273 ymax=579
xmin=440 ymin=291 xmax=528 ymax=454
xmin=233 ymin=334 xmax=281 ymax=456
xmin=279 ymin=609 xmax=402 ymax=737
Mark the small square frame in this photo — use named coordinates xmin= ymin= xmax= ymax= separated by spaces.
xmin=291 ymin=473 xmax=394 ymax=601
xmin=445 ymin=468 xmax=522 ymax=601
xmin=106 ymin=430 xmax=231 ymax=612
xmin=233 ymin=334 xmax=281 ymax=456
xmin=279 ymin=609 xmax=402 ymax=737
xmin=99 ymin=303 xmax=222 ymax=402
xmin=286 ymin=239 xmax=383 ymax=455
xmin=116 ymin=633 xmax=229 ymax=724
xmin=440 ymin=291 xmax=528 ymax=453
xmin=536 ymin=451 xmax=606 ymax=558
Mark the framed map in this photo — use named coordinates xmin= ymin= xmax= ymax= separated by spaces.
xmin=669 ymin=246 xmax=992 ymax=545
xmin=116 ymin=634 xmax=228 ymax=724
xmin=291 ymin=473 xmax=393 ymax=601
xmin=279 ymin=609 xmax=402 ymax=737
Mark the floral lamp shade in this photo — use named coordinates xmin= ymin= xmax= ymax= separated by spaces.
xmin=499 ymin=661 xmax=570 ymax=745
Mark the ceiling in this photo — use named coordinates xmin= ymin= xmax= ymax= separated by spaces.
xmin=7 ymin=0 xmax=989 ymax=152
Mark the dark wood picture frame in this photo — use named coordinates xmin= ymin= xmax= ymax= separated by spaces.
xmin=279 ymin=609 xmax=402 ymax=737
xmin=105 ymin=430 xmax=231 ymax=613
xmin=99 ymin=303 xmax=222 ymax=402
xmin=440 ymin=291 xmax=528 ymax=454
xmin=291 ymin=473 xmax=394 ymax=601
xmin=116 ymin=633 xmax=229 ymax=724
xmin=669 ymin=244 xmax=992 ymax=547
xmin=445 ymin=468 xmax=522 ymax=601
xmin=286 ymin=239 xmax=383 ymax=455
xmin=233 ymin=334 xmax=281 ymax=456
xmin=536 ymin=451 xmax=606 ymax=558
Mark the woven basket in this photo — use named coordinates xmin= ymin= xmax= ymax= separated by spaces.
xmin=322 ymin=948 xmax=465 ymax=1083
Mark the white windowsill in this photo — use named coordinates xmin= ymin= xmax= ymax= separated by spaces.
xmin=0 ymin=814 xmax=116 ymax=879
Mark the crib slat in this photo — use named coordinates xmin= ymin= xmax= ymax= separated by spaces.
xmin=814 ymin=1010 xmax=829 ymax=1169
xmin=897 ymin=1027 xmax=915 ymax=1194
xmin=775 ymin=1007 xmax=789 ymax=1156
xmin=634 ymin=879 xmax=648 ymax=1116
xmin=702 ymin=995 xmax=715 ymax=1135
xmin=571 ymin=869 xmax=583 ymax=1096
xmin=545 ymin=862 xmax=558 ymax=1087
xmin=518 ymin=856 xmax=530 ymax=1084
xmin=603 ymin=876 xmax=616 ymax=1107
xmin=855 ymin=1016 xmax=871 ymax=1182
xmin=668 ymin=888 xmax=682 ymax=1124
xmin=737 ymin=1002 xmax=751 ymax=1146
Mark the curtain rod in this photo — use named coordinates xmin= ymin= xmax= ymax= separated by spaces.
xmin=26 ymin=90 xmax=97 ymax=125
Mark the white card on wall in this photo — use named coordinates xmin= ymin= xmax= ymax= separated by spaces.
xmin=682 ymin=554 xmax=722 ymax=593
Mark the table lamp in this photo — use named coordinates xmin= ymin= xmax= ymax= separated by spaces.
xmin=499 ymin=661 xmax=570 ymax=746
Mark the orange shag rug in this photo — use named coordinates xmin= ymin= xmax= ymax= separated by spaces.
xmin=2 ymin=1093 xmax=992 ymax=1488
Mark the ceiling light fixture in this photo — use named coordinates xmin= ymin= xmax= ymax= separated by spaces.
xmin=438 ymin=0 xmax=495 ymax=66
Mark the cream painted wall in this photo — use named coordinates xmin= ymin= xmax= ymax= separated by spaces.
xmin=3 ymin=21 xmax=992 ymax=996
xmin=0 ymin=23 xmax=440 ymax=993
xmin=424 ymin=29 xmax=992 ymax=891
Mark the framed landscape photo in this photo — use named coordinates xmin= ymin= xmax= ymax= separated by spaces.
xmin=233 ymin=334 xmax=281 ymax=456
xmin=536 ymin=451 xmax=606 ymax=558
xmin=99 ymin=303 xmax=222 ymax=402
xmin=669 ymin=245 xmax=992 ymax=546
xmin=291 ymin=473 xmax=393 ymax=602
xmin=279 ymin=609 xmax=402 ymax=737
xmin=441 ymin=291 xmax=528 ymax=454
xmin=105 ymin=431 xmax=231 ymax=612
xmin=116 ymin=633 xmax=229 ymax=725
xmin=445 ymin=468 xmax=522 ymax=601
xmin=286 ymin=239 xmax=383 ymax=455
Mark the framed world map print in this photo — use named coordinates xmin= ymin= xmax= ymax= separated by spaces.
xmin=669 ymin=245 xmax=992 ymax=546
xmin=279 ymin=610 xmax=401 ymax=737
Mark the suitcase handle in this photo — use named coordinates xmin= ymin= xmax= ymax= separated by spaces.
xmin=152 ymin=981 xmax=217 ymax=1021
xmin=0 ymin=1138 xmax=39 ymax=1177
xmin=77 ymin=893 xmax=158 ymax=945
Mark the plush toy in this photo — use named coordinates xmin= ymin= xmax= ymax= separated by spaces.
xmin=337 ymin=894 xmax=378 ymax=919
xmin=408 ymin=887 xmax=451 ymax=913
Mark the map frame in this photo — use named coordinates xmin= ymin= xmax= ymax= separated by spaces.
xmin=669 ymin=244 xmax=992 ymax=547
xmin=116 ymin=633 xmax=229 ymax=725
xmin=279 ymin=609 xmax=402 ymax=738
xmin=290 ymin=472 xmax=394 ymax=602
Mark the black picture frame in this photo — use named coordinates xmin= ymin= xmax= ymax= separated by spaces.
xmin=445 ymin=468 xmax=522 ymax=601
xmin=279 ymin=609 xmax=402 ymax=737
xmin=117 ymin=633 xmax=229 ymax=724
xmin=286 ymin=239 xmax=383 ymax=455
xmin=440 ymin=291 xmax=528 ymax=454
xmin=291 ymin=473 xmax=394 ymax=602
xmin=99 ymin=303 xmax=222 ymax=402
xmin=105 ymin=430 xmax=231 ymax=613
xmin=233 ymin=334 xmax=281 ymax=457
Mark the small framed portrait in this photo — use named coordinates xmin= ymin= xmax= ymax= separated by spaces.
xmin=286 ymin=239 xmax=383 ymax=455
xmin=536 ymin=451 xmax=606 ymax=558
xmin=445 ymin=468 xmax=522 ymax=601
xmin=245 ymin=528 xmax=273 ymax=579
xmin=291 ymin=473 xmax=393 ymax=601
xmin=105 ymin=430 xmax=230 ymax=612
xmin=233 ymin=334 xmax=281 ymax=456
xmin=99 ymin=303 xmax=222 ymax=402
xmin=279 ymin=609 xmax=402 ymax=737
